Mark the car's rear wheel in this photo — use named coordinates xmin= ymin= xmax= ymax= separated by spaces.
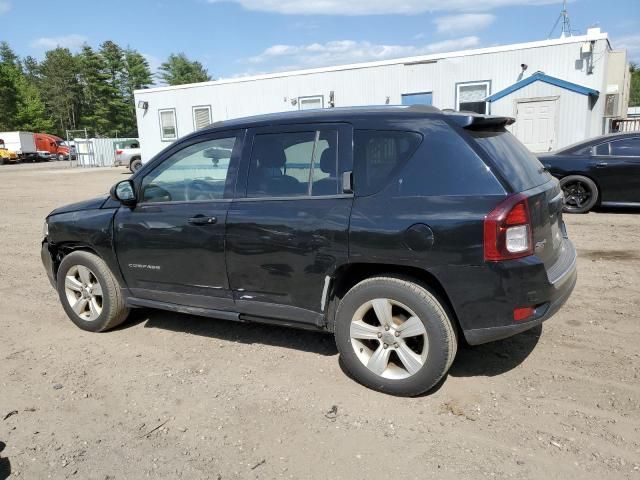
xmin=130 ymin=158 xmax=142 ymax=172
xmin=560 ymin=175 xmax=598 ymax=213
xmin=56 ymin=251 xmax=129 ymax=332
xmin=334 ymin=276 xmax=457 ymax=396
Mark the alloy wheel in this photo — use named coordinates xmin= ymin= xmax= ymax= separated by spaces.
xmin=350 ymin=298 xmax=428 ymax=380
xmin=64 ymin=265 xmax=103 ymax=321
xmin=562 ymin=181 xmax=591 ymax=211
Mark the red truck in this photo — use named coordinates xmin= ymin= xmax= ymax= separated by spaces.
xmin=34 ymin=133 xmax=74 ymax=161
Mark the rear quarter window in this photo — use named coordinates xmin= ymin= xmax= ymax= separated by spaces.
xmin=353 ymin=130 xmax=422 ymax=196
xmin=394 ymin=120 xmax=505 ymax=196
xmin=470 ymin=130 xmax=552 ymax=192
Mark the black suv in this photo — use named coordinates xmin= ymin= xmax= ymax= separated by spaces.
xmin=41 ymin=106 xmax=577 ymax=396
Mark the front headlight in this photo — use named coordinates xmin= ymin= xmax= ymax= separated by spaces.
xmin=43 ymin=220 xmax=49 ymax=237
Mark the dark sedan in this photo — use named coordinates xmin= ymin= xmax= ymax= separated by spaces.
xmin=539 ymin=133 xmax=640 ymax=213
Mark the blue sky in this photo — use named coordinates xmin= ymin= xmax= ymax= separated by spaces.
xmin=1 ymin=0 xmax=638 ymax=82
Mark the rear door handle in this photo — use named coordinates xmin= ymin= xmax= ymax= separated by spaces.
xmin=188 ymin=215 xmax=217 ymax=225
xmin=595 ymin=162 xmax=608 ymax=168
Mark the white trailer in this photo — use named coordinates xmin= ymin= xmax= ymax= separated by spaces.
xmin=0 ymin=131 xmax=37 ymax=160
xmin=135 ymin=28 xmax=630 ymax=160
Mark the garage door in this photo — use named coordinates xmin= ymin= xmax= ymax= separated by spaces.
xmin=514 ymin=99 xmax=557 ymax=153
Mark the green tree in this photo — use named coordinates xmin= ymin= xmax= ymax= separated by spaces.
xmin=13 ymin=73 xmax=54 ymax=132
xmin=0 ymin=63 xmax=19 ymax=130
xmin=98 ymin=41 xmax=130 ymax=136
xmin=122 ymin=49 xmax=153 ymax=136
xmin=0 ymin=41 xmax=20 ymax=69
xmin=77 ymin=45 xmax=113 ymax=136
xmin=159 ymin=53 xmax=211 ymax=86
xmin=630 ymin=63 xmax=640 ymax=107
xmin=39 ymin=47 xmax=82 ymax=135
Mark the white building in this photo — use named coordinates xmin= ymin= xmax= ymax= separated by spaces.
xmin=134 ymin=28 xmax=630 ymax=160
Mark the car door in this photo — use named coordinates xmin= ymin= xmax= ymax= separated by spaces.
xmin=225 ymin=123 xmax=353 ymax=327
xmin=590 ymin=137 xmax=640 ymax=204
xmin=114 ymin=130 xmax=243 ymax=310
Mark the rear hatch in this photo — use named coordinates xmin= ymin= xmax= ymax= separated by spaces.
xmin=469 ymin=128 xmax=565 ymax=270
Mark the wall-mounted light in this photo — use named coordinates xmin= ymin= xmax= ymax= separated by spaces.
xmin=385 ymin=96 xmax=390 ymax=105
xmin=329 ymin=91 xmax=335 ymax=108
xmin=137 ymin=100 xmax=149 ymax=111
xmin=291 ymin=98 xmax=298 ymax=106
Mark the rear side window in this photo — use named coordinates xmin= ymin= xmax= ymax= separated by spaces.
xmin=354 ymin=130 xmax=422 ymax=196
xmin=471 ymin=130 xmax=552 ymax=192
xmin=246 ymin=129 xmax=340 ymax=198
xmin=610 ymin=137 xmax=640 ymax=156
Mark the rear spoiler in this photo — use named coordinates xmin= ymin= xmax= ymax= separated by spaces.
xmin=443 ymin=111 xmax=515 ymax=130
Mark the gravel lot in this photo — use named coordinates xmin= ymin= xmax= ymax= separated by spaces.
xmin=1 ymin=162 xmax=639 ymax=480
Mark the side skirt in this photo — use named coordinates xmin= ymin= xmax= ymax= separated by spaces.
xmin=125 ymin=297 xmax=327 ymax=332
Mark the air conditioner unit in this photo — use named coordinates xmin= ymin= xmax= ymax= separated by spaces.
xmin=604 ymin=93 xmax=619 ymax=118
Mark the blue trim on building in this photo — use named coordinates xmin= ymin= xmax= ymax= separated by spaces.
xmin=485 ymin=72 xmax=599 ymax=102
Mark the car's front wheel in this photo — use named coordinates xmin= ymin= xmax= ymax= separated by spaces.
xmin=334 ymin=276 xmax=457 ymax=396
xmin=560 ymin=175 xmax=598 ymax=213
xmin=56 ymin=251 xmax=129 ymax=332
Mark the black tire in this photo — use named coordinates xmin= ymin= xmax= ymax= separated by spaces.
xmin=56 ymin=251 xmax=129 ymax=332
xmin=334 ymin=276 xmax=457 ymax=396
xmin=560 ymin=175 xmax=598 ymax=214
xmin=130 ymin=158 xmax=142 ymax=172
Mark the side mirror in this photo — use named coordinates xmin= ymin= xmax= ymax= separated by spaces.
xmin=110 ymin=180 xmax=137 ymax=206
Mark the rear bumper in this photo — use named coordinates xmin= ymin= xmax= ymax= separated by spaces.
xmin=464 ymin=258 xmax=576 ymax=344
xmin=436 ymin=238 xmax=577 ymax=345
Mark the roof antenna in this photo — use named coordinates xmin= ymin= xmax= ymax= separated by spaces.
xmin=548 ymin=0 xmax=572 ymax=39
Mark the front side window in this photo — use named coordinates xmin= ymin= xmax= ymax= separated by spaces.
xmin=610 ymin=137 xmax=640 ymax=157
xmin=247 ymin=130 xmax=339 ymax=198
xmin=457 ymin=81 xmax=490 ymax=114
xmin=159 ymin=109 xmax=178 ymax=141
xmin=141 ymin=135 xmax=237 ymax=203
xmin=353 ymin=130 xmax=422 ymax=196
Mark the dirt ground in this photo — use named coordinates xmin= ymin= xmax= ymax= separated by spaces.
xmin=0 ymin=162 xmax=639 ymax=480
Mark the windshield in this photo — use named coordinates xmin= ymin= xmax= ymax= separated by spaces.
xmin=471 ymin=130 xmax=552 ymax=191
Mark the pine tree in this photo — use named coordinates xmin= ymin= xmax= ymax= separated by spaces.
xmin=122 ymin=49 xmax=153 ymax=136
xmin=39 ymin=48 xmax=82 ymax=135
xmin=159 ymin=53 xmax=211 ymax=86
xmin=77 ymin=45 xmax=113 ymax=136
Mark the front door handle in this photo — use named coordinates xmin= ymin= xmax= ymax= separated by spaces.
xmin=188 ymin=215 xmax=217 ymax=225
xmin=595 ymin=162 xmax=608 ymax=168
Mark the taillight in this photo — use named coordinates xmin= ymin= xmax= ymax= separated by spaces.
xmin=484 ymin=193 xmax=534 ymax=261
xmin=116 ymin=149 xmax=123 ymax=155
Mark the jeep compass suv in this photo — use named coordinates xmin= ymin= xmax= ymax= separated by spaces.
xmin=41 ymin=106 xmax=577 ymax=396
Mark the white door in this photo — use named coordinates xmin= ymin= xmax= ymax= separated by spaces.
xmin=514 ymin=99 xmax=557 ymax=152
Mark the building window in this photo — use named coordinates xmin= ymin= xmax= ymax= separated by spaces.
xmin=401 ymin=92 xmax=433 ymax=106
xmin=159 ymin=109 xmax=178 ymax=142
xmin=456 ymin=81 xmax=490 ymax=114
xmin=193 ymin=105 xmax=212 ymax=131
xmin=298 ymin=95 xmax=324 ymax=110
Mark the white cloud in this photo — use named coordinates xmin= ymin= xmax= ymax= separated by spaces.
xmin=0 ymin=0 xmax=10 ymax=14
xmin=614 ymin=34 xmax=640 ymax=63
xmin=30 ymin=34 xmax=88 ymax=51
xmin=244 ymin=37 xmax=480 ymax=71
xmin=434 ymin=13 xmax=495 ymax=35
xmin=208 ymin=0 xmax=557 ymax=15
